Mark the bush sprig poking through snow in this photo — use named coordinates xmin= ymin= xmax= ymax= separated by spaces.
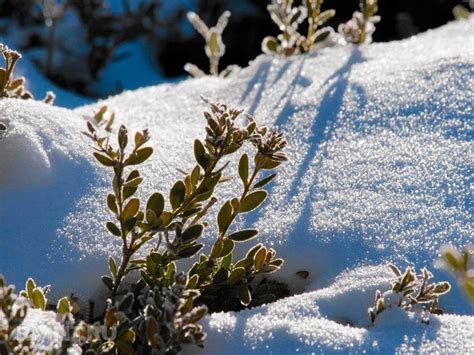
xmin=185 ymin=11 xmax=238 ymax=78
xmin=262 ymin=0 xmax=335 ymax=56
xmin=369 ymin=264 xmax=451 ymax=324
xmin=83 ymin=98 xmax=287 ymax=351
xmin=0 ymin=44 xmax=55 ymax=104
xmin=438 ymin=245 xmax=474 ymax=302
xmin=338 ymin=0 xmax=380 ymax=44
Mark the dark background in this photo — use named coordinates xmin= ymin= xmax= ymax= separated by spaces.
xmin=158 ymin=0 xmax=467 ymax=76
xmin=0 ymin=0 xmax=469 ymax=93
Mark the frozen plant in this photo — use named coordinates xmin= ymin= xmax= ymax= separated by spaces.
xmin=437 ymin=245 xmax=474 ymax=302
xmin=0 ymin=44 xmax=55 ymax=103
xmin=338 ymin=0 xmax=380 ymax=44
xmin=368 ymin=264 xmax=451 ymax=324
xmin=262 ymin=0 xmax=335 ymax=56
xmin=80 ymin=98 xmax=287 ymax=351
xmin=91 ymin=105 xmax=116 ymax=133
xmin=0 ymin=275 xmax=32 ymax=354
xmin=185 ymin=11 xmax=238 ymax=77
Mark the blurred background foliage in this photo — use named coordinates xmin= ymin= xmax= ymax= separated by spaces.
xmin=0 ymin=0 xmax=470 ymax=97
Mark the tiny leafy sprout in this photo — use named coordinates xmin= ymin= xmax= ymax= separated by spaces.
xmin=0 ymin=274 xmax=32 ymax=353
xmin=92 ymin=104 xmax=115 ymax=132
xmin=185 ymin=11 xmax=239 ymax=78
xmin=368 ymin=264 xmax=451 ymax=324
xmin=262 ymin=0 xmax=335 ymax=56
xmin=83 ymin=122 xmax=156 ymax=299
xmin=452 ymin=5 xmax=471 ymax=20
xmin=338 ymin=0 xmax=380 ymax=44
xmin=0 ymin=44 xmax=55 ymax=103
xmin=19 ymin=277 xmax=48 ymax=311
xmin=437 ymin=245 xmax=474 ymax=302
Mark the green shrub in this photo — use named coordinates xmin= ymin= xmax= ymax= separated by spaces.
xmin=338 ymin=0 xmax=380 ymax=44
xmin=185 ymin=11 xmax=238 ymax=77
xmin=368 ymin=264 xmax=451 ymax=324
xmin=262 ymin=0 xmax=335 ymax=56
xmin=438 ymin=245 xmax=474 ymax=302
xmin=77 ymin=98 xmax=288 ymax=352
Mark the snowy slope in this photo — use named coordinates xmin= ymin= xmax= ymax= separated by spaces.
xmin=1 ymin=18 xmax=473 ymax=353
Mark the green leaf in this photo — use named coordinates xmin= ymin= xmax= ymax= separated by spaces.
xmin=189 ymin=306 xmax=207 ymax=323
xmin=123 ymin=186 xmax=138 ymax=200
xmin=106 ymin=222 xmax=122 ymax=237
xmin=170 ymin=181 xmax=186 ymax=210
xmin=314 ymin=28 xmax=331 ymax=43
xmin=177 ymin=244 xmax=203 ymax=258
xmin=217 ymin=200 xmax=233 ymax=234
xmin=93 ymin=152 xmax=115 ymax=167
xmin=210 ymin=239 xmax=223 ymax=259
xmin=157 ymin=211 xmax=172 ymax=228
xmin=240 ymin=190 xmax=267 ymax=213
xmin=194 ymin=139 xmax=209 ymax=169
xmin=191 ymin=165 xmax=201 ymax=186
xmin=32 ymin=288 xmax=46 ymax=310
xmin=254 ymin=173 xmax=277 ymax=189
xmin=227 ymin=229 xmax=259 ymax=242
xmin=262 ymin=36 xmax=278 ymax=53
xmin=254 ymin=247 xmax=266 ymax=272
xmin=26 ymin=278 xmax=35 ymax=300
xmin=57 ymin=297 xmax=71 ymax=314
xmin=221 ymin=252 xmax=233 ymax=268
xmin=108 ymin=256 xmax=117 ymax=280
xmin=219 ymin=238 xmax=234 ymax=257
xmin=181 ymin=224 xmax=204 ymax=243
xmin=238 ymin=154 xmax=249 ymax=185
xmin=146 ymin=192 xmax=165 ymax=217
xmin=239 ymin=285 xmax=251 ymax=306
xmin=317 ymin=9 xmax=335 ymax=24
xmin=208 ymin=31 xmax=219 ymax=56
xmin=125 ymin=147 xmax=153 ymax=165
xmin=107 ymin=194 xmax=118 ymax=214
xmin=123 ymin=177 xmax=143 ymax=187
xmin=212 ymin=267 xmax=229 ymax=284
xmin=122 ymin=198 xmax=140 ymax=220
xmin=228 ymin=267 xmax=246 ymax=284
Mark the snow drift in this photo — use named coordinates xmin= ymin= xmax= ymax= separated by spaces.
xmin=0 ymin=18 xmax=473 ymax=353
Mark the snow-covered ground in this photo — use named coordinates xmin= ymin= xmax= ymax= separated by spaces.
xmin=0 ymin=18 xmax=473 ymax=353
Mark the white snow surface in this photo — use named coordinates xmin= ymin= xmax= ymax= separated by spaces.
xmin=1 ymin=19 xmax=473 ymax=353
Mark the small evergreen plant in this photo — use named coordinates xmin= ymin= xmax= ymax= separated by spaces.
xmin=369 ymin=264 xmax=451 ymax=324
xmin=185 ymin=11 xmax=238 ymax=77
xmin=262 ymin=0 xmax=335 ymax=56
xmin=338 ymin=0 xmax=380 ymax=44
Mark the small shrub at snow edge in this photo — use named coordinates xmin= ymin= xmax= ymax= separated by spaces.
xmin=369 ymin=264 xmax=451 ymax=325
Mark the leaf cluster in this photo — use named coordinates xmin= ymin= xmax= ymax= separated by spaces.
xmin=262 ymin=0 xmax=335 ymax=56
xmin=185 ymin=11 xmax=239 ymax=78
xmin=91 ymin=105 xmax=116 ymax=133
xmin=0 ymin=44 xmax=55 ymax=103
xmin=438 ymin=245 xmax=474 ymax=302
xmin=338 ymin=0 xmax=380 ymax=44
xmin=369 ymin=264 xmax=451 ymax=324
xmin=0 ymin=275 xmax=32 ymax=354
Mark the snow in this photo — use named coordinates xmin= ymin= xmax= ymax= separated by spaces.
xmin=1 ymin=18 xmax=473 ymax=354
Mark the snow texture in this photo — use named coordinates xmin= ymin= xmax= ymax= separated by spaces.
xmin=1 ymin=18 xmax=473 ymax=353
